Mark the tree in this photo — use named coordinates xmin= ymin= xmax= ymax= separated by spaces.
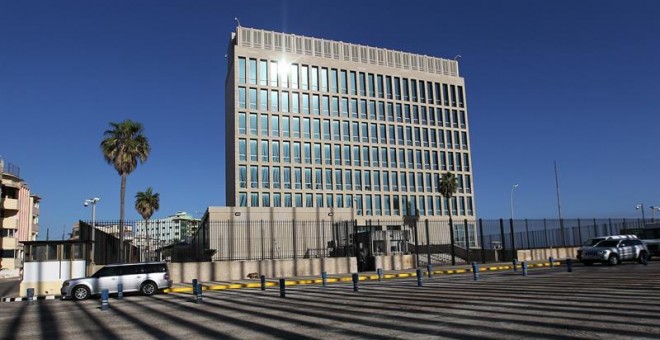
xmin=135 ymin=187 xmax=160 ymax=261
xmin=101 ymin=120 xmax=150 ymax=262
xmin=438 ymin=172 xmax=459 ymax=217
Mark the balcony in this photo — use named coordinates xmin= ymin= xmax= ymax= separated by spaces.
xmin=2 ymin=237 xmax=17 ymax=250
xmin=1 ymin=197 xmax=19 ymax=211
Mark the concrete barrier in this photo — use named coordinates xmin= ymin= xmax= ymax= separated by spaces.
xmin=168 ymin=257 xmax=356 ymax=283
xmin=517 ymin=247 xmax=578 ymax=262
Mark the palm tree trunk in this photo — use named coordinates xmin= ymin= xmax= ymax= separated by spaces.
xmin=145 ymin=218 xmax=149 ymax=262
xmin=120 ymin=172 xmax=126 ymax=263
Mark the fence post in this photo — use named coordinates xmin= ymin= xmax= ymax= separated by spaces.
xmin=525 ymin=219 xmax=530 ymax=249
xmin=543 ymin=219 xmax=549 ymax=249
xmin=593 ymin=218 xmax=597 ymax=237
xmin=425 ymin=219 xmax=431 ymax=269
xmin=479 ymin=219 xmax=486 ymax=264
xmin=499 ymin=219 xmax=506 ymax=262
xmin=464 ymin=219 xmax=470 ymax=263
xmin=292 ymin=219 xmax=298 ymax=260
xmin=560 ymin=217 xmax=566 ymax=247
xmin=260 ymin=220 xmax=265 ymax=260
xmin=414 ymin=218 xmax=420 ymax=268
xmin=622 ymin=218 xmax=626 ymax=231
xmin=345 ymin=221 xmax=350 ymax=258
xmin=577 ymin=219 xmax=582 ymax=245
xmin=609 ymin=218 xmax=613 ymax=235
xmin=449 ymin=217 xmax=456 ymax=266
xmin=509 ymin=218 xmax=517 ymax=260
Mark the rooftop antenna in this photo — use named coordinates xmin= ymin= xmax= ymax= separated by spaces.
xmin=453 ymin=55 xmax=462 ymax=61
xmin=234 ymin=17 xmax=241 ymax=27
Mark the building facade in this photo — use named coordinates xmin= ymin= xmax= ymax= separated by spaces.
xmin=225 ymin=27 xmax=475 ymax=224
xmin=0 ymin=159 xmax=40 ymax=274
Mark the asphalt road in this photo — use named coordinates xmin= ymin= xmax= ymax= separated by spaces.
xmin=1 ymin=262 xmax=660 ymax=339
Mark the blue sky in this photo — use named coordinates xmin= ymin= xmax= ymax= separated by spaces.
xmin=1 ymin=0 xmax=659 ymax=240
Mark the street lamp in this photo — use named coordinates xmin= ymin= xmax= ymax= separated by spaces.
xmin=636 ymin=204 xmax=646 ymax=225
xmin=510 ymin=184 xmax=519 ymax=221
xmin=649 ymin=206 xmax=660 ymax=223
xmin=84 ymin=197 xmax=100 ymax=265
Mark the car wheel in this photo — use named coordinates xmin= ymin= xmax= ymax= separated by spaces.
xmin=608 ymin=255 xmax=619 ymax=266
xmin=141 ymin=281 xmax=157 ymax=296
xmin=638 ymin=252 xmax=648 ymax=264
xmin=73 ymin=285 xmax=90 ymax=300
xmin=582 ymin=261 xmax=593 ymax=266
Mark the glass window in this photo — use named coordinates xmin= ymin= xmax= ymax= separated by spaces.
xmin=250 ymin=139 xmax=258 ymax=161
xmin=294 ymin=167 xmax=302 ymax=189
xmin=331 ymin=97 xmax=339 ymax=116
xmin=271 ymin=115 xmax=279 ymax=137
xmin=271 ymin=90 xmax=279 ymax=112
xmin=291 ymin=64 xmax=299 ymax=89
xmin=262 ymin=166 xmax=270 ymax=188
xmin=238 ymin=87 xmax=246 ymax=109
xmin=377 ymin=75 xmax=384 ymax=98
xmin=285 ymin=193 xmax=293 ymax=207
xmin=293 ymin=142 xmax=301 ymax=163
xmin=260 ymin=114 xmax=268 ymax=136
xmin=302 ymin=94 xmax=310 ymax=114
xmin=313 ymin=94 xmax=320 ymax=115
xmin=314 ymin=143 xmax=322 ymax=164
xmin=321 ymin=67 xmax=328 ymax=92
xmin=239 ymin=139 xmax=247 ymax=161
xmin=301 ymin=65 xmax=309 ymax=90
xmin=260 ymin=89 xmax=268 ymax=111
xmin=259 ymin=60 xmax=268 ymax=86
xmin=261 ymin=140 xmax=269 ymax=162
xmin=292 ymin=93 xmax=299 ymax=113
xmin=248 ymin=58 xmax=257 ymax=84
xmin=273 ymin=166 xmax=281 ymax=188
xmin=283 ymin=167 xmax=291 ymax=188
xmin=249 ymin=88 xmax=257 ymax=110
xmin=270 ymin=61 xmax=279 ymax=87
xmin=330 ymin=68 xmax=338 ymax=93
xmin=349 ymin=71 xmax=357 ymax=95
xmin=304 ymin=143 xmax=311 ymax=163
xmin=273 ymin=193 xmax=282 ymax=207
xmin=368 ymin=73 xmax=375 ymax=97
xmin=238 ymin=57 xmax=246 ymax=84
xmin=359 ymin=72 xmax=366 ymax=96
xmin=340 ymin=70 xmax=348 ymax=94
xmin=250 ymin=165 xmax=258 ymax=188
xmin=239 ymin=166 xmax=247 ymax=188
xmin=295 ymin=193 xmax=303 ymax=207
xmin=238 ymin=112 xmax=246 ymax=134
xmin=239 ymin=193 xmax=247 ymax=207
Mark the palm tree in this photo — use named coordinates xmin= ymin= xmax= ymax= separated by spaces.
xmin=101 ymin=120 xmax=150 ymax=262
xmin=135 ymin=187 xmax=160 ymax=261
xmin=438 ymin=172 xmax=459 ymax=217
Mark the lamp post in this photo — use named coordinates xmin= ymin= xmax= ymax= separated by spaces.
xmin=636 ymin=204 xmax=646 ymax=225
xmin=649 ymin=206 xmax=660 ymax=223
xmin=84 ymin=197 xmax=100 ymax=265
xmin=510 ymin=184 xmax=519 ymax=221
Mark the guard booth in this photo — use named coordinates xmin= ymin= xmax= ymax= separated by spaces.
xmin=20 ymin=240 xmax=91 ymax=296
xmin=354 ymin=226 xmax=411 ymax=271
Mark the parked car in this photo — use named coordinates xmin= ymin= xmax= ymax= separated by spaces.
xmin=579 ymin=239 xmax=648 ymax=266
xmin=576 ymin=235 xmax=638 ymax=261
xmin=61 ymin=262 xmax=172 ymax=300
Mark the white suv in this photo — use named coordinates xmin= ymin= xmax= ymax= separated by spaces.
xmin=61 ymin=262 xmax=172 ymax=300
xmin=579 ymin=239 xmax=649 ymax=266
xmin=577 ymin=235 xmax=638 ymax=260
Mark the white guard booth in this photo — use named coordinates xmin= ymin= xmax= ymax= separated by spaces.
xmin=19 ymin=241 xmax=89 ymax=296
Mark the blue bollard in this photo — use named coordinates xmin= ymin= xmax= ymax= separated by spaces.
xmin=321 ymin=272 xmax=327 ymax=287
xmin=279 ymin=279 xmax=286 ymax=298
xmin=260 ymin=275 xmax=266 ymax=290
xmin=427 ymin=264 xmax=433 ymax=278
xmin=566 ymin=258 xmax=573 ymax=272
xmin=27 ymin=288 xmax=35 ymax=306
xmin=522 ymin=262 xmax=528 ymax=276
xmin=513 ymin=258 xmax=518 ymax=272
xmin=472 ymin=261 xmax=479 ymax=281
xmin=196 ymin=283 xmax=203 ymax=303
xmin=416 ymin=268 xmax=423 ymax=287
xmin=352 ymin=273 xmax=359 ymax=292
xmin=377 ymin=268 xmax=383 ymax=281
xmin=192 ymin=279 xmax=198 ymax=297
xmin=101 ymin=289 xmax=109 ymax=311
xmin=549 ymin=257 xmax=554 ymax=269
xmin=117 ymin=283 xmax=123 ymax=300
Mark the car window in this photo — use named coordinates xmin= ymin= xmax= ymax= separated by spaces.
xmin=122 ymin=265 xmax=143 ymax=275
xmin=596 ymin=240 xmax=619 ymax=247
xmin=93 ymin=266 xmax=121 ymax=278
xmin=146 ymin=264 xmax=166 ymax=273
xmin=583 ymin=238 xmax=605 ymax=246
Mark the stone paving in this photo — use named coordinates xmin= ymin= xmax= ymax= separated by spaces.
xmin=1 ymin=262 xmax=660 ymax=339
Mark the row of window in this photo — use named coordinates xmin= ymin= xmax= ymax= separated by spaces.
xmin=238 ymin=139 xmax=471 ymax=172
xmin=238 ymin=113 xmax=468 ymax=150
xmin=237 ymin=57 xmax=466 ymax=107
xmin=237 ymin=166 xmax=473 ymax=194
xmin=236 ymin=192 xmax=474 ymax=217
xmin=237 ymin=88 xmax=467 ymax=128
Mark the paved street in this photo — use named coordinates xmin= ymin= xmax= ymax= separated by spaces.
xmin=0 ymin=279 xmax=20 ymax=299
xmin=1 ymin=262 xmax=660 ymax=339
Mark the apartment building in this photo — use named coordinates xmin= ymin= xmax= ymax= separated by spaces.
xmin=224 ymin=27 xmax=475 ymax=223
xmin=0 ymin=159 xmax=40 ymax=274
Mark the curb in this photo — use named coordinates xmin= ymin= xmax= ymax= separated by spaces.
xmin=2 ymin=295 xmax=60 ymax=303
xmin=164 ymin=261 xmax=563 ymax=294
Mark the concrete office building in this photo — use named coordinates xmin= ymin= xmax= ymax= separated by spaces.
xmin=224 ymin=27 xmax=475 ymax=223
xmin=0 ymin=159 xmax=40 ymax=275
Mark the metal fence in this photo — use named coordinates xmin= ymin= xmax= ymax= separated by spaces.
xmin=82 ymin=217 xmax=650 ymax=268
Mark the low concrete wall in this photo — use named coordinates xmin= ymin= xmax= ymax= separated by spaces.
xmin=169 ymin=257 xmax=357 ymax=283
xmin=517 ymin=247 xmax=578 ymax=261
xmin=374 ymin=254 xmax=415 ymax=271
